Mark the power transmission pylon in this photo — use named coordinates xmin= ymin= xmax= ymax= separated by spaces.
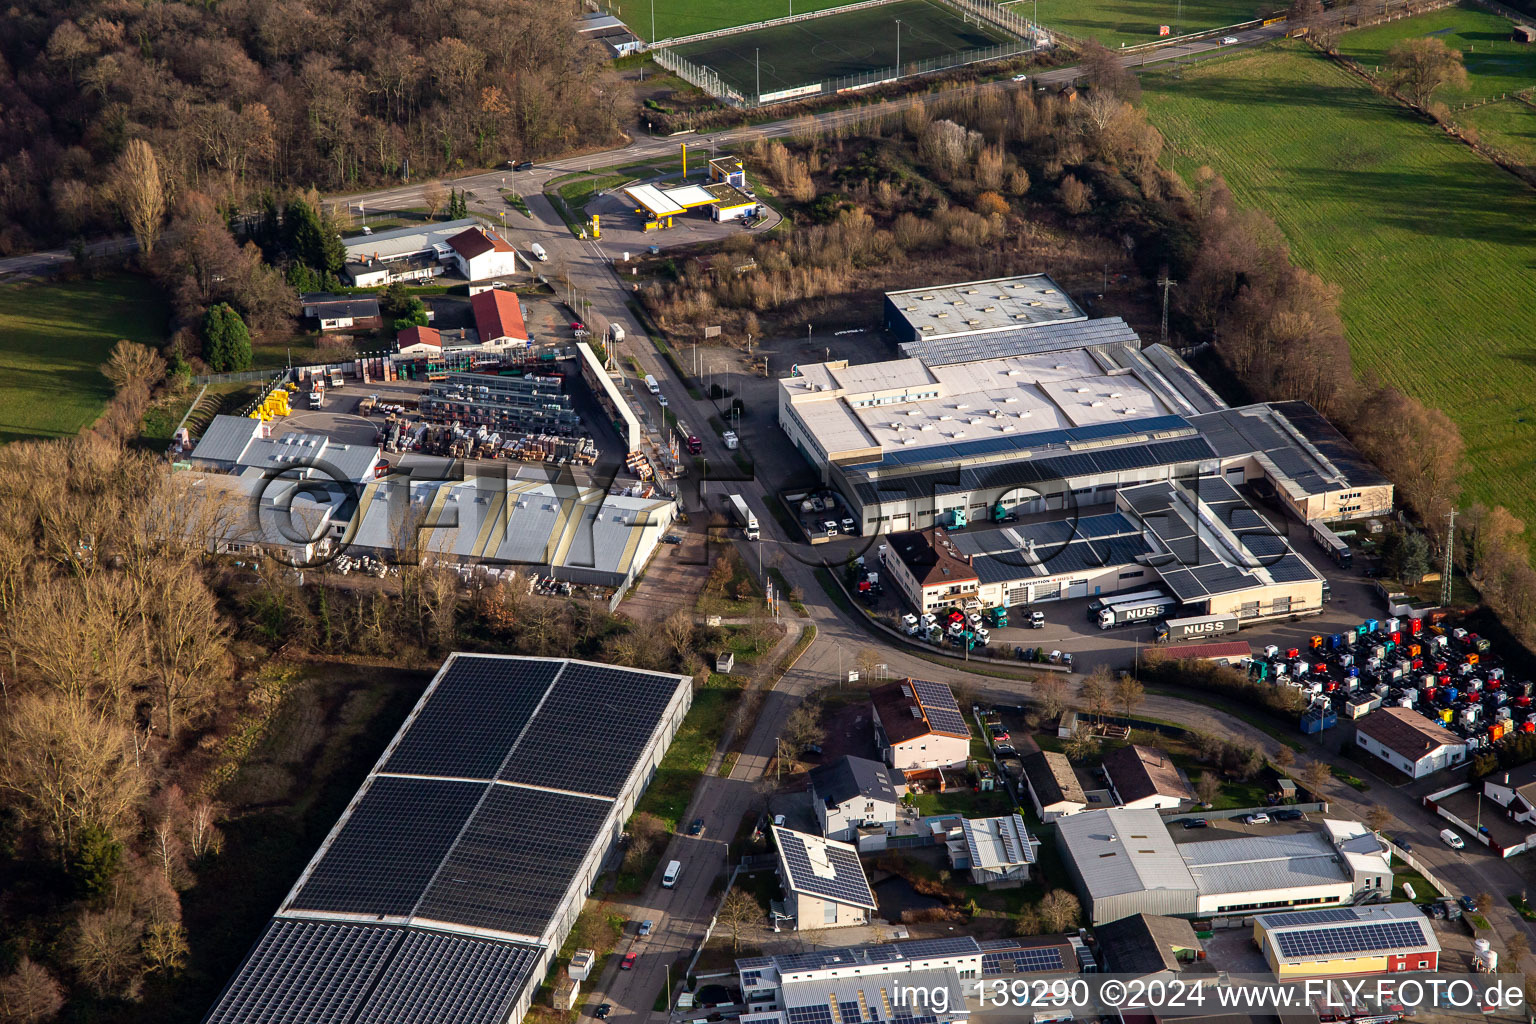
xmin=1158 ymin=275 xmax=1176 ymax=347
xmin=1442 ymin=508 xmax=1456 ymax=607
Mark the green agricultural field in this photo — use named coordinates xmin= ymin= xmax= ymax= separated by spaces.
xmin=604 ymin=0 xmax=859 ymax=41
xmin=1141 ymin=43 xmax=1536 ymax=531
xmin=1336 ymin=3 xmax=1536 ymax=103
xmin=0 ymin=273 xmax=169 ymax=443
xmin=1465 ymin=97 xmax=1536 ymax=165
xmin=672 ymin=0 xmax=1011 ymax=98
xmin=1005 ymin=0 xmax=1276 ymax=48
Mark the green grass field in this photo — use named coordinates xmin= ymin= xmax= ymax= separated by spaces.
xmin=671 ymin=0 xmax=1012 ymax=98
xmin=1005 ymin=0 xmax=1275 ymax=47
xmin=1141 ymin=43 xmax=1536 ymax=532
xmin=1465 ymin=97 xmax=1536 ymax=164
xmin=1336 ymin=3 xmax=1536 ymax=103
xmin=0 ymin=273 xmax=169 ymax=443
xmin=608 ymin=0 xmax=858 ymax=41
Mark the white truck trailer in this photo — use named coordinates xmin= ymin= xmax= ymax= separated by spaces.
xmin=727 ymin=493 xmax=759 ymax=541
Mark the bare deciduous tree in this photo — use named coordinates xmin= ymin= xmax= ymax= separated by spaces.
xmin=1035 ymin=674 xmax=1068 ymax=721
xmin=423 ymin=181 xmax=448 ymax=219
xmin=1300 ymin=759 xmax=1333 ymax=796
xmin=109 ymin=139 xmax=167 ymax=256
xmin=0 ymin=692 xmax=146 ymax=855
xmin=1365 ymin=805 xmax=1394 ymax=834
xmin=70 ymin=907 xmax=145 ymax=998
xmin=100 ymin=340 xmax=166 ymax=393
xmin=1038 ymin=890 xmax=1081 ymax=932
xmin=136 ymin=556 xmax=229 ymax=740
xmin=0 ymin=958 xmax=64 ymax=1024
xmin=1194 ymin=772 xmax=1222 ymax=806
xmin=1114 ymin=674 xmax=1145 ymax=721
xmin=717 ymin=886 xmax=760 ymax=952
xmin=1387 ymin=37 xmax=1469 ymax=109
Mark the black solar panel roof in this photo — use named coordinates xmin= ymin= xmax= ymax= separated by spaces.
xmin=289 ymin=777 xmax=485 ymax=918
xmin=384 ymin=657 xmax=560 ymax=779
xmin=416 ymin=785 xmax=611 ymax=937
xmin=354 ymin=928 xmax=541 ymax=1024
xmin=204 ymin=919 xmax=544 ymax=1024
xmin=1274 ymin=920 xmax=1427 ymax=959
xmin=777 ymin=830 xmax=877 ymax=910
xmin=500 ymin=663 xmax=682 ymax=798
xmin=205 ymin=919 xmax=400 ymax=1024
xmin=1268 ymin=554 xmax=1320 ymax=583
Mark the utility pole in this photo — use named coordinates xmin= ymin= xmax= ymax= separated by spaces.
xmin=1442 ymin=508 xmax=1457 ymax=608
xmin=1157 ymin=275 xmax=1176 ymax=347
xmin=757 ymin=48 xmax=761 ymax=105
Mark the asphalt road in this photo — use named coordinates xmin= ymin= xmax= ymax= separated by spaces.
xmin=0 ymin=22 xmax=1290 ymax=281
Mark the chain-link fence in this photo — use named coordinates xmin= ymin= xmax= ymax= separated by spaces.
xmin=815 ymin=39 xmax=1034 ymax=98
xmin=653 ymin=47 xmax=749 ymax=107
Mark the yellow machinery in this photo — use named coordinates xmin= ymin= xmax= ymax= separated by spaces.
xmin=247 ymin=388 xmax=292 ymax=420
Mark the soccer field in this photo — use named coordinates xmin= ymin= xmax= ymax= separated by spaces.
xmin=1141 ymin=43 xmax=1536 ymax=533
xmin=1004 ymin=0 xmax=1274 ymax=48
xmin=670 ymin=0 xmax=1014 ymax=98
xmin=625 ymin=0 xmax=859 ymax=41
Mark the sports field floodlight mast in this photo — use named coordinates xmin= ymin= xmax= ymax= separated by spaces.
xmin=895 ymin=19 xmax=902 ymax=72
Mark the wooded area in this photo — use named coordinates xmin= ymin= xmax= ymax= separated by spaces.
xmin=0 ymin=0 xmax=630 ymax=251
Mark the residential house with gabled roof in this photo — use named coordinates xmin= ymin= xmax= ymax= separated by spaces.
xmin=870 ymin=679 xmax=970 ymax=777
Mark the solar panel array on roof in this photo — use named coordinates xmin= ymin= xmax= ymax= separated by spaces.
xmin=415 ymin=786 xmax=611 ymax=936
xmin=500 ymin=662 xmax=687 ymax=797
xmin=205 ymin=920 xmax=542 ymax=1024
xmin=897 ymin=317 xmax=1143 ymax=366
xmin=1260 ymin=907 xmax=1361 ymax=928
xmin=848 ymin=437 xmax=1216 ymax=504
xmin=355 ymin=929 xmax=541 ymax=1024
xmin=1267 ymin=554 xmax=1320 ymax=583
xmin=211 ymin=656 xmax=690 ymax=1024
xmin=384 ymin=657 xmax=560 ymax=778
xmin=980 ymin=947 xmax=1066 ymax=975
xmin=1274 ymin=920 xmax=1427 ymax=959
xmin=777 ymin=831 xmax=877 ymax=910
xmin=909 ymin=679 xmax=967 ymax=736
xmin=289 ymin=777 xmax=485 ymax=918
xmin=851 ymin=415 xmax=1196 ymax=470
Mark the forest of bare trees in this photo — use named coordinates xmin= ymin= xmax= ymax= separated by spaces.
xmin=0 ymin=0 xmax=630 ymax=252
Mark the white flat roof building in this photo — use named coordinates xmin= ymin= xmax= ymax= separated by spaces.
xmin=1057 ymin=809 xmax=1381 ymax=925
xmin=883 ymin=274 xmax=1087 ymax=343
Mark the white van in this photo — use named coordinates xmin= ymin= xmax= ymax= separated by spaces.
xmin=529 ymin=242 xmax=548 ymax=261
xmin=644 ymin=374 xmax=660 ymax=394
xmin=662 ymin=859 xmax=682 ymax=888
xmin=1440 ymin=828 xmax=1465 ymax=850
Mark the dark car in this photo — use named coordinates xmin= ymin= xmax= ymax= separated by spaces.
xmin=1182 ymin=818 xmax=1209 ymax=830
xmin=514 ymin=160 xmax=534 ymax=171
xmin=1273 ymin=809 xmax=1304 ymax=821
xmin=1460 ymin=895 xmax=1478 ymax=913
xmin=689 ymin=818 xmax=705 ymax=836
xmin=621 ymin=952 xmax=637 ymax=970
xmin=593 ymin=1006 xmax=612 ymax=1019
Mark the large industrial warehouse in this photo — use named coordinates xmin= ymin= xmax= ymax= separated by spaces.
xmin=1055 ymin=809 xmax=1391 ymax=925
xmin=784 ymin=275 xmax=1387 ymax=621
xmin=203 ymin=654 xmax=692 ymax=1024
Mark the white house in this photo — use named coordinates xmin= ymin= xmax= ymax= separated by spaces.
xmin=1484 ymin=764 xmax=1536 ymax=824
xmin=1102 ymin=745 xmax=1194 ymax=811
xmin=470 ymin=289 xmax=529 ymax=349
xmin=771 ymin=826 xmax=876 ymax=930
xmin=946 ymin=814 xmax=1038 ymax=886
xmin=1020 ymin=750 xmax=1088 ymax=822
xmin=807 ymin=756 xmax=906 ymax=842
xmin=870 ymin=679 xmax=970 ymax=778
xmin=1354 ymin=707 xmax=1466 ymax=779
xmin=447 ymin=227 xmax=520 ymax=282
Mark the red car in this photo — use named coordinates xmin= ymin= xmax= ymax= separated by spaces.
xmin=570 ymin=321 xmax=586 ymax=332
xmin=620 ymin=953 xmax=637 ymax=971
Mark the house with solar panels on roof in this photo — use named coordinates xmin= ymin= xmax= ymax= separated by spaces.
xmin=771 ymin=825 xmax=878 ymax=930
xmin=201 ymin=654 xmax=692 ymax=1024
xmin=736 ymin=934 xmax=1082 ymax=1024
xmin=870 ymin=680 xmax=971 ymax=778
xmin=1252 ymin=904 xmax=1439 ymax=979
xmin=945 ymin=813 xmax=1039 ymax=886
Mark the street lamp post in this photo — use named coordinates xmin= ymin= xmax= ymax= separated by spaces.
xmin=895 ymin=19 xmax=902 ymax=72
